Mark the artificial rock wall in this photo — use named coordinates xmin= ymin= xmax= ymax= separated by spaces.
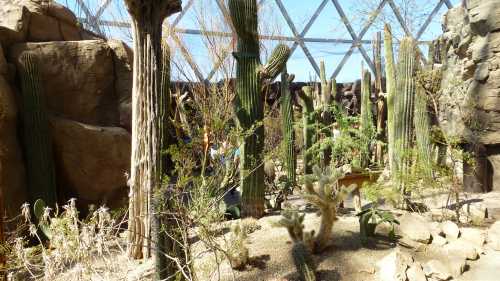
xmin=438 ymin=0 xmax=500 ymax=192
xmin=0 ymin=0 xmax=133 ymax=218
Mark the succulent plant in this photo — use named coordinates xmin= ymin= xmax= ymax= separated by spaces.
xmin=298 ymin=86 xmax=316 ymax=175
xmin=384 ymin=24 xmax=397 ymax=174
xmin=281 ymin=68 xmax=296 ymax=186
xmin=302 ymin=166 xmax=355 ymax=253
xmin=18 ymin=52 xmax=58 ymax=210
xmin=229 ymin=0 xmax=291 ymax=218
xmin=360 ymin=69 xmax=374 ymax=168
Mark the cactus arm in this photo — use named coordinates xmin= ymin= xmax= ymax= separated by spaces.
xmin=261 ymin=44 xmax=291 ymax=80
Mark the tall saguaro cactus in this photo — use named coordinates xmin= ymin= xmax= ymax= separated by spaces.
xmin=298 ymin=86 xmax=316 ymax=175
xmin=394 ymin=37 xmax=418 ymax=194
xmin=124 ymin=0 xmax=181 ymax=264
xmin=360 ymin=69 xmax=374 ymax=168
xmin=384 ymin=24 xmax=397 ymax=174
xmin=18 ymin=53 xmax=57 ymax=209
xmin=281 ymin=68 xmax=296 ymax=185
xmin=229 ymin=0 xmax=290 ymax=218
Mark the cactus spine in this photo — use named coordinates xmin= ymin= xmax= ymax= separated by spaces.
xmin=394 ymin=37 xmax=418 ymax=195
xmin=281 ymin=68 xmax=296 ymax=185
xmin=384 ymin=24 xmax=397 ymax=174
xmin=229 ymin=0 xmax=290 ymax=217
xmin=360 ymin=69 xmax=373 ymax=168
xmin=298 ymin=86 xmax=316 ymax=174
xmin=18 ymin=52 xmax=57 ymax=209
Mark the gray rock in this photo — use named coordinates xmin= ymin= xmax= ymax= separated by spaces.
xmin=399 ymin=213 xmax=432 ymax=243
xmin=445 ymin=239 xmax=479 ymax=260
xmin=474 ymin=62 xmax=490 ymax=82
xmin=461 ymin=203 xmax=488 ymax=225
xmin=376 ymin=248 xmax=413 ymax=281
xmin=461 ymin=228 xmax=486 ymax=251
xmin=431 ymin=233 xmax=447 ymax=246
xmin=407 ymin=263 xmax=427 ymax=281
xmin=441 ymin=221 xmax=460 ymax=240
xmin=444 ymin=256 xmax=467 ymax=278
xmin=487 ymin=221 xmax=500 ymax=250
xmin=423 ymin=260 xmax=452 ymax=281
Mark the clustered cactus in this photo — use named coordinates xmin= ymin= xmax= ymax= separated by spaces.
xmin=275 ymin=166 xmax=354 ymax=280
xmin=281 ymin=68 xmax=296 ymax=186
xmin=229 ymin=0 xmax=290 ymax=218
xmin=18 ymin=52 xmax=58 ymax=209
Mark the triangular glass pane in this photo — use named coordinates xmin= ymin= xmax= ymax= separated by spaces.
xmin=305 ymin=1 xmax=351 ymax=40
xmin=259 ymin=0 xmax=295 ymax=37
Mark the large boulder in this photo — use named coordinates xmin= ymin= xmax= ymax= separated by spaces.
xmin=0 ymin=0 xmax=84 ymax=45
xmin=9 ymin=40 xmax=120 ymax=127
xmin=50 ymin=117 xmax=131 ymax=209
xmin=376 ymin=248 xmax=413 ymax=281
xmin=0 ymin=75 xmax=27 ymax=219
xmin=107 ymin=39 xmax=133 ymax=131
xmin=488 ymin=221 xmax=500 ymax=250
xmin=398 ymin=213 xmax=432 ymax=243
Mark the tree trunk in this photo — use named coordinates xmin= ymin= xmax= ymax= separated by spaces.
xmin=124 ymin=0 xmax=181 ymax=261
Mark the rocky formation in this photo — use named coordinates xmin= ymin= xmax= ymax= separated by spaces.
xmin=437 ymin=1 xmax=500 ymax=192
xmin=0 ymin=0 xmax=132 ymax=218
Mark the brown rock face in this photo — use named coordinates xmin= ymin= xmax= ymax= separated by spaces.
xmin=9 ymin=40 xmax=120 ymax=127
xmin=28 ymin=13 xmax=62 ymax=42
xmin=50 ymin=117 xmax=131 ymax=209
xmin=0 ymin=75 xmax=27 ymax=219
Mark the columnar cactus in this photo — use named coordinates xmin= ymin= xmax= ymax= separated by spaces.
xmin=18 ymin=52 xmax=57 ymax=209
xmin=384 ymin=24 xmax=397 ymax=174
xmin=229 ymin=0 xmax=290 ymax=218
xmin=360 ymin=69 xmax=374 ymax=168
xmin=281 ymin=68 xmax=296 ymax=185
xmin=394 ymin=37 xmax=418 ymax=192
xmin=414 ymin=74 xmax=432 ymax=178
xmin=298 ymin=86 xmax=316 ymax=174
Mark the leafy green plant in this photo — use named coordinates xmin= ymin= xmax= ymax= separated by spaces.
xmin=356 ymin=207 xmax=399 ymax=244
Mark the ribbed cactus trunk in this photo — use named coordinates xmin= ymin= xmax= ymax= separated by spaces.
xmin=394 ymin=37 xmax=418 ymax=196
xmin=281 ymin=68 xmax=296 ymax=185
xmin=152 ymin=42 xmax=186 ymax=280
xmin=414 ymin=76 xmax=432 ymax=178
xmin=230 ymin=0 xmax=265 ymax=218
xmin=298 ymin=86 xmax=316 ymax=175
xmin=18 ymin=53 xmax=57 ymax=209
xmin=384 ymin=24 xmax=397 ymax=174
xmin=230 ymin=0 xmax=290 ymax=217
xmin=360 ymin=69 xmax=373 ymax=168
xmin=124 ymin=0 xmax=181 ymax=264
